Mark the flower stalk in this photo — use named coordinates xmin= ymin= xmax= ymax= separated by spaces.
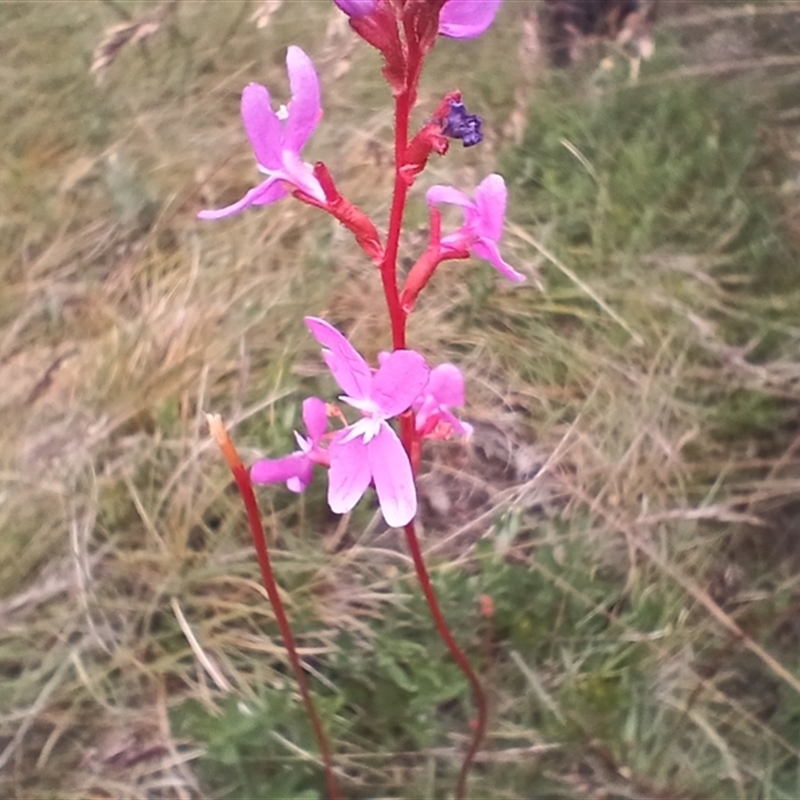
xmin=206 ymin=415 xmax=341 ymax=800
xmin=382 ymin=63 xmax=488 ymax=800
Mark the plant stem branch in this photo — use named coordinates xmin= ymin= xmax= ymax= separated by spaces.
xmin=206 ymin=415 xmax=341 ymax=800
xmin=382 ymin=89 xmax=412 ymax=349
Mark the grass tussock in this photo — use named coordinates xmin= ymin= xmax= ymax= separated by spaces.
xmin=3 ymin=1 xmax=800 ymax=798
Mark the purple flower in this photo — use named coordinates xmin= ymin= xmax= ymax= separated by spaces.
xmin=333 ymin=0 xmax=376 ymax=17
xmin=439 ymin=0 xmax=503 ymax=39
xmin=427 ymin=173 xmax=524 ymax=283
xmin=305 ymin=317 xmax=429 ymax=528
xmin=199 ymin=46 xmax=324 ymax=221
xmin=251 ymin=397 xmax=329 ymax=492
xmin=413 ymin=363 xmax=473 ymax=438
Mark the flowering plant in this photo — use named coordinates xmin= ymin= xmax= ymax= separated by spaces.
xmin=203 ymin=2 xmax=523 ymax=797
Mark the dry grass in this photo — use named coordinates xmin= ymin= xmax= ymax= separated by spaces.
xmin=3 ymin=1 xmax=800 ymax=798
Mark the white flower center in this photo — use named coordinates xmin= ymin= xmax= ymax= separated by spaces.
xmin=339 ymin=395 xmax=387 ymax=444
xmin=349 ymin=416 xmax=383 ymax=444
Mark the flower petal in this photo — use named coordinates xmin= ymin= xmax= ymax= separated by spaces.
xmin=327 ymin=432 xmax=372 ymax=513
xmin=471 ymin=237 xmax=525 ymax=282
xmin=426 ymin=184 xmax=474 ymax=209
xmin=302 ymin=396 xmax=328 ymax=444
xmin=333 ymin=0 xmax=376 ymax=16
xmin=416 ymin=394 xmax=448 ymax=434
xmin=427 ymin=363 xmax=465 ymax=407
xmin=241 ymin=83 xmax=283 ymax=170
xmin=473 ymin=173 xmax=507 ymax=242
xmin=438 ymin=0 xmax=503 ymax=39
xmin=369 ymin=423 xmax=417 ymax=527
xmin=305 ymin=317 xmax=373 ymax=400
xmin=439 ymin=231 xmax=473 ymax=253
xmin=284 ymin=46 xmax=321 ymax=156
xmin=197 ymin=178 xmax=287 ymax=220
xmin=438 ymin=407 xmax=473 ymax=437
xmin=280 ymin=148 xmax=325 ymax=202
xmin=251 ymin=452 xmax=312 ymax=491
xmin=371 ymin=350 xmax=429 ymax=417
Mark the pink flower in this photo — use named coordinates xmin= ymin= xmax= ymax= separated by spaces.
xmin=199 ymin=46 xmax=324 ymax=220
xmin=335 ymin=0 xmax=502 ymax=39
xmin=413 ymin=363 xmax=473 ymax=439
xmin=438 ymin=0 xmax=503 ymax=38
xmin=251 ymin=397 xmax=329 ymax=492
xmin=332 ymin=0 xmax=376 ymax=16
xmin=426 ymin=173 xmax=525 ymax=283
xmin=305 ymin=317 xmax=429 ymax=528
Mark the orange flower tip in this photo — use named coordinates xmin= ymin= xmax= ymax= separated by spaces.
xmin=205 ymin=412 xmax=227 ymax=444
xmin=206 ymin=412 xmax=244 ymax=469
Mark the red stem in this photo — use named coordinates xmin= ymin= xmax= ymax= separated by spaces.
xmin=380 ymin=72 xmax=488 ymax=797
xmin=207 ymin=416 xmax=341 ymax=800
xmin=380 ymin=88 xmax=412 ymax=349
xmin=403 ymin=520 xmax=489 ymax=800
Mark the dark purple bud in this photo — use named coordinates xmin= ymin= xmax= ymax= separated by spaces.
xmin=442 ymin=100 xmax=483 ymax=147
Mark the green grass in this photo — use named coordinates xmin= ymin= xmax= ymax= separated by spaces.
xmin=3 ymin=1 xmax=800 ymax=798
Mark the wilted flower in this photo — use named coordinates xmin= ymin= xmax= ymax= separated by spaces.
xmin=442 ymin=99 xmax=483 ymax=147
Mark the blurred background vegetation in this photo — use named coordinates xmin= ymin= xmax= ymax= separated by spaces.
xmin=3 ymin=1 xmax=800 ymax=797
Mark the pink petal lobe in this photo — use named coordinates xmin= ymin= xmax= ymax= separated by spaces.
xmin=473 ymin=173 xmax=507 ymax=241
xmin=427 ymin=184 xmax=473 ymax=209
xmin=439 ymin=0 xmax=502 ymax=38
xmin=302 ymin=397 xmax=328 ymax=443
xmin=369 ymin=423 xmax=417 ymax=527
xmin=284 ymin=46 xmax=321 ymax=155
xmin=281 ymin=149 xmax=325 ymax=202
xmin=251 ymin=453 xmax=312 ymax=491
xmin=197 ymin=178 xmax=286 ymax=220
xmin=333 ymin=0 xmax=376 ymax=16
xmin=472 ymin=237 xmax=525 ymax=282
xmin=371 ymin=350 xmax=429 ymax=417
xmin=439 ymin=231 xmax=472 ymax=252
xmin=328 ymin=433 xmax=372 ymax=513
xmin=241 ymin=83 xmax=283 ymax=170
xmin=428 ymin=363 xmax=465 ymax=406
xmin=305 ymin=317 xmax=373 ymax=399
xmin=439 ymin=407 xmax=472 ymax=437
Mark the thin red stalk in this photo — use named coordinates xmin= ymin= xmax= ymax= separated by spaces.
xmin=379 ymin=69 xmax=486 ymax=798
xmin=403 ymin=520 xmax=488 ymax=800
xmin=207 ymin=415 xmax=341 ymax=800
xmin=381 ymin=88 xmax=412 ymax=349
